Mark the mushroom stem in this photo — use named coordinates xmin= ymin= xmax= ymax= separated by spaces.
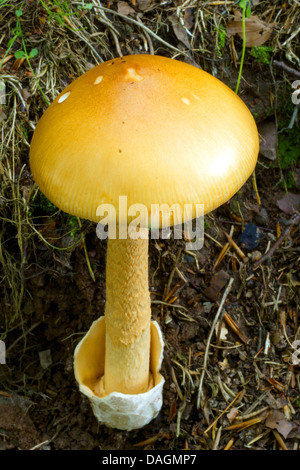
xmin=100 ymin=230 xmax=152 ymax=396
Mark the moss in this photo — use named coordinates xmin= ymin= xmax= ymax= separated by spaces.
xmin=204 ymin=218 xmax=210 ymax=230
xmin=278 ymin=129 xmax=299 ymax=170
xmin=215 ymin=24 xmax=227 ymax=57
xmin=33 ymin=193 xmax=57 ymax=215
xmin=67 ymin=216 xmax=79 ymax=238
xmin=249 ymin=46 xmax=273 ymax=65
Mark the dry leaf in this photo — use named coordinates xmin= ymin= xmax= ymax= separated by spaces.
xmin=117 ymin=1 xmax=135 ymax=16
xmin=203 ymin=270 xmax=230 ymax=301
xmin=39 ymin=349 xmax=52 ymax=369
xmin=265 ymin=409 xmax=294 ymax=439
xmin=277 ymin=193 xmax=300 ymax=214
xmin=169 ymin=13 xmax=191 ymax=49
xmin=227 ymin=407 xmax=239 ymax=424
xmin=258 ymin=120 xmax=277 ymax=161
xmin=12 ymin=58 xmax=25 ymax=71
xmin=215 ymin=321 xmax=228 ymax=341
xmin=21 ymin=88 xmax=31 ymax=102
xmin=136 ymin=0 xmax=150 ymax=11
xmin=227 ymin=11 xmax=275 ymax=47
xmin=183 ymin=8 xmax=195 ymax=31
xmin=38 ymin=219 xmax=59 ymax=245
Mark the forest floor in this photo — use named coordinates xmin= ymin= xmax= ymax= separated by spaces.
xmin=0 ymin=0 xmax=299 ymax=451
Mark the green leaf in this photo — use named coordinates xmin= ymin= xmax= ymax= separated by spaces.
xmin=12 ymin=25 xmax=21 ymax=37
xmin=14 ymin=50 xmax=25 ymax=59
xmin=246 ymin=2 xmax=252 ymax=18
xmin=15 ymin=9 xmax=23 ymax=17
xmin=239 ymin=0 xmax=251 ymax=15
xmin=7 ymin=37 xmax=16 ymax=48
xmin=29 ymin=48 xmax=38 ymax=58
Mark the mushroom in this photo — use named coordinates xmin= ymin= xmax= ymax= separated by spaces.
xmin=29 ymin=54 xmax=259 ymax=431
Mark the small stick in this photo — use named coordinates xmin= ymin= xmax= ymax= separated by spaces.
xmin=0 ymin=54 xmax=14 ymax=69
xmin=213 ymin=226 xmax=234 ymax=271
xmin=204 ymin=389 xmax=244 ymax=434
xmin=254 ymin=213 xmax=300 ymax=268
xmin=224 ymin=232 xmax=247 ymax=263
xmin=252 ymin=171 xmax=261 ymax=206
xmin=235 ymin=406 xmax=269 ymax=421
xmin=213 ymin=242 xmax=230 ymax=271
xmin=273 ymin=60 xmax=300 ymax=79
xmin=223 ymin=311 xmax=250 ymax=344
xmin=212 ymin=425 xmax=222 ymax=450
xmin=197 ymin=277 xmax=234 ymax=409
xmin=77 ymin=218 xmax=95 ymax=282
xmin=163 ymin=279 xmax=185 ymax=303
xmin=241 ymin=390 xmax=269 ymax=416
xmin=273 ymin=430 xmax=288 ymax=450
xmin=137 ymin=15 xmax=154 ymax=55
xmin=151 ymin=300 xmax=189 ymax=312
xmin=224 ymin=438 xmax=234 ymax=450
xmin=171 ymin=366 xmax=184 ymax=402
xmin=164 ymin=248 xmax=183 ymax=299
xmin=93 ymin=3 xmax=188 ymax=56
xmin=225 ymin=416 xmax=266 ymax=431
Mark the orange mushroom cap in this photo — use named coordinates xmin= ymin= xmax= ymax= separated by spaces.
xmin=30 ymin=54 xmax=259 ymax=226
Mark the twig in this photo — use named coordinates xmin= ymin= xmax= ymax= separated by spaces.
xmin=166 ymin=248 xmax=183 ymax=294
xmin=223 ymin=311 xmax=250 ymax=344
xmin=224 ymin=232 xmax=247 ymax=263
xmin=197 ymin=277 xmax=234 ymax=409
xmin=224 ymin=415 xmax=265 ymax=431
xmin=204 ymin=389 xmax=244 ymax=434
xmin=151 ymin=300 xmax=189 ymax=312
xmin=273 ymin=430 xmax=288 ymax=450
xmin=77 ymin=218 xmax=96 ymax=282
xmin=171 ymin=366 xmax=184 ymax=402
xmin=252 ymin=170 xmax=261 ymax=206
xmin=235 ymin=1 xmax=247 ymax=94
xmin=254 ymin=213 xmax=300 ymax=268
xmin=235 ymin=406 xmax=269 ymax=421
xmin=224 ymin=438 xmax=234 ymax=450
xmin=212 ymin=425 xmax=222 ymax=450
xmin=92 ymin=3 xmax=187 ymax=56
xmin=137 ymin=15 xmax=154 ymax=55
xmin=241 ymin=390 xmax=269 ymax=416
xmin=272 ymin=60 xmax=300 ymax=79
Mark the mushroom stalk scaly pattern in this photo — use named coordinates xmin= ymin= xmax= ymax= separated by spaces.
xmin=97 ymin=232 xmax=152 ymax=396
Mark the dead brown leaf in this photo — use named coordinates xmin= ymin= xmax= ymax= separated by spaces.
xmin=21 ymin=88 xmax=31 ymax=102
xmin=258 ymin=120 xmax=277 ymax=161
xmin=136 ymin=0 xmax=150 ymax=11
xmin=203 ymin=270 xmax=230 ymax=302
xmin=117 ymin=1 xmax=135 ymax=16
xmin=277 ymin=193 xmax=300 ymax=215
xmin=226 ymin=407 xmax=239 ymax=424
xmin=265 ymin=409 xmax=294 ymax=439
xmin=38 ymin=219 xmax=59 ymax=245
xmin=12 ymin=57 xmax=25 ymax=71
xmin=227 ymin=11 xmax=275 ymax=47
xmin=169 ymin=13 xmax=191 ymax=49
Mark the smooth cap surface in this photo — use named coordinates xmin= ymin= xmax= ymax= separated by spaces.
xmin=30 ymin=54 xmax=259 ymax=225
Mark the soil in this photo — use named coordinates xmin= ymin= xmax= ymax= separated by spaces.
xmin=0 ymin=0 xmax=299 ymax=452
